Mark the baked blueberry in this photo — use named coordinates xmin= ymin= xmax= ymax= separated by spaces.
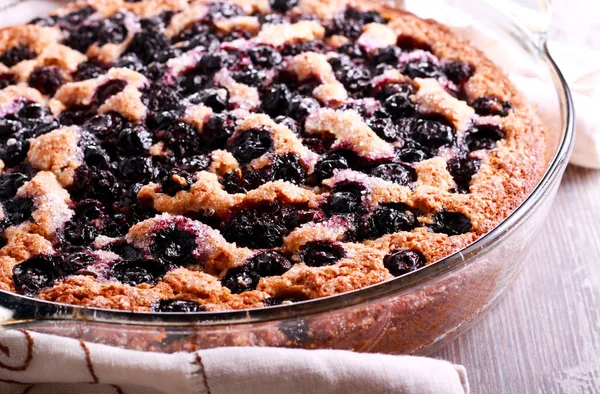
xmin=313 ymin=152 xmax=349 ymax=182
xmin=287 ymin=95 xmax=320 ymax=120
xmin=202 ymin=113 xmax=238 ymax=150
xmin=12 ymin=255 xmax=61 ymax=296
xmin=0 ymin=45 xmax=36 ymax=67
xmin=262 ymin=84 xmax=291 ymax=116
xmin=0 ymin=73 xmax=16 ymax=89
xmin=300 ymin=241 xmax=345 ymax=267
xmin=228 ymin=128 xmax=272 ymax=164
xmin=28 ymin=66 xmax=65 ymax=96
xmin=94 ymin=79 xmax=127 ymax=105
xmin=368 ymin=116 xmax=400 ymax=142
xmin=271 ymin=154 xmax=306 ymax=184
xmin=250 ymin=251 xmax=293 ymax=276
xmin=470 ymin=96 xmax=511 ymax=117
xmin=269 ymin=0 xmax=298 ymax=13
xmin=0 ymin=173 xmax=29 ymax=201
xmin=383 ymin=250 xmax=425 ymax=277
xmin=153 ymin=299 xmax=205 ymax=312
xmin=223 ymin=205 xmax=289 ymax=248
xmin=118 ymin=157 xmax=155 ymax=183
xmin=325 ymin=182 xmax=365 ymax=214
xmin=384 ymin=91 xmax=415 ymax=119
xmin=189 ymin=89 xmax=228 ymax=112
xmin=370 ymin=163 xmax=417 ymax=185
xmin=126 ymin=31 xmax=173 ymax=64
xmin=365 ymin=203 xmax=418 ymax=238
xmin=160 ymin=170 xmax=194 ymax=196
xmin=61 ymin=249 xmax=95 ymax=275
xmin=111 ymin=259 xmax=169 ymax=286
xmin=446 ymin=156 xmax=481 ymax=193
xmin=409 ymin=118 xmax=456 ymax=149
xmin=221 ymin=265 xmax=260 ymax=293
xmin=150 ymin=223 xmax=197 ymax=266
xmin=443 ymin=61 xmax=474 ymax=88
xmin=3 ymin=197 xmax=35 ymax=226
xmin=117 ymin=125 xmax=153 ymax=155
xmin=464 ymin=124 xmax=505 ymax=151
xmin=206 ymin=2 xmax=245 ymax=20
xmin=403 ymin=56 xmax=443 ymax=79
xmin=430 ymin=211 xmax=472 ymax=236
xmin=373 ymin=46 xmax=401 ymax=66
xmin=248 ymin=45 xmax=282 ymax=68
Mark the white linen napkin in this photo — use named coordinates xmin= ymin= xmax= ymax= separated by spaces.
xmin=0 ymin=329 xmax=469 ymax=394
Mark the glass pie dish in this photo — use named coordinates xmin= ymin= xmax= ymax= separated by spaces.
xmin=0 ymin=0 xmax=574 ymax=355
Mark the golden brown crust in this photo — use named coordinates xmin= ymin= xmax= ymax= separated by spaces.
xmin=0 ymin=0 xmax=546 ymax=312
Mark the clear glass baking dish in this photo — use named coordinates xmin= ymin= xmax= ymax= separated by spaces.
xmin=0 ymin=0 xmax=574 ymax=355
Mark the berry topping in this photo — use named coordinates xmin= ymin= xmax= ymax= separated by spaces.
xmin=368 ymin=116 xmax=400 ymax=142
xmin=12 ymin=255 xmax=61 ymax=296
xmin=470 ymin=96 xmax=511 ymax=117
xmin=150 ymin=223 xmax=197 ymax=266
xmin=0 ymin=73 xmax=16 ymax=89
xmin=443 ymin=61 xmax=474 ymax=88
xmin=153 ymin=299 xmax=205 ymax=312
xmin=446 ymin=156 xmax=481 ymax=193
xmin=287 ymin=95 xmax=320 ymax=120
xmin=383 ymin=250 xmax=425 ymax=277
xmin=28 ymin=66 xmax=65 ymax=96
xmin=370 ymin=163 xmax=416 ymax=185
xmin=271 ymin=153 xmax=306 ymax=184
xmin=228 ymin=128 xmax=272 ymax=164
xmin=325 ymin=182 xmax=365 ymax=215
xmin=300 ymin=241 xmax=345 ymax=267
xmin=0 ymin=45 xmax=36 ymax=67
xmin=248 ymin=45 xmax=282 ymax=68
xmin=221 ymin=265 xmax=260 ymax=294
xmin=262 ymin=84 xmax=291 ymax=116
xmin=269 ymin=0 xmax=299 ymax=13
xmin=3 ymin=197 xmax=35 ymax=227
xmin=403 ymin=55 xmax=443 ymax=79
xmin=94 ymin=79 xmax=127 ymax=105
xmin=223 ymin=204 xmax=289 ymax=248
xmin=126 ymin=31 xmax=173 ymax=64
xmin=430 ymin=211 xmax=472 ymax=236
xmin=0 ymin=173 xmax=29 ymax=201
xmin=405 ymin=118 xmax=456 ymax=149
xmin=117 ymin=125 xmax=153 ymax=155
xmin=110 ymin=259 xmax=169 ymax=286
xmin=251 ymin=250 xmax=293 ymax=276
xmin=313 ymin=152 xmax=349 ymax=182
xmin=383 ymin=89 xmax=415 ymax=119
xmin=464 ymin=124 xmax=505 ymax=151
xmin=160 ymin=170 xmax=194 ymax=196
xmin=363 ymin=203 xmax=418 ymax=239
xmin=206 ymin=2 xmax=245 ymax=20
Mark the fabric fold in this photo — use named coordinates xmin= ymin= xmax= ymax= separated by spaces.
xmin=0 ymin=330 xmax=469 ymax=394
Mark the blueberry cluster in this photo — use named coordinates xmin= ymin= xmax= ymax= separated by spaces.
xmin=0 ymin=1 xmax=513 ymax=303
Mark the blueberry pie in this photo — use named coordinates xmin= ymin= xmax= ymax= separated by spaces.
xmin=0 ymin=0 xmax=545 ymax=311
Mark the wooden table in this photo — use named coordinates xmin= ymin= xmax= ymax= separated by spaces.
xmin=435 ymin=2 xmax=600 ymax=391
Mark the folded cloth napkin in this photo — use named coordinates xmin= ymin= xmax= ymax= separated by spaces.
xmin=0 ymin=330 xmax=469 ymax=394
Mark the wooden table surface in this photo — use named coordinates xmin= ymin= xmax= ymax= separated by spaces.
xmin=434 ymin=1 xmax=600 ymax=392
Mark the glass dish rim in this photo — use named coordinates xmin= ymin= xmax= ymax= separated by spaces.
xmin=0 ymin=23 xmax=575 ymax=328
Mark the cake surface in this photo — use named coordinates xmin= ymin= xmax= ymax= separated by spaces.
xmin=0 ymin=0 xmax=545 ymax=312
